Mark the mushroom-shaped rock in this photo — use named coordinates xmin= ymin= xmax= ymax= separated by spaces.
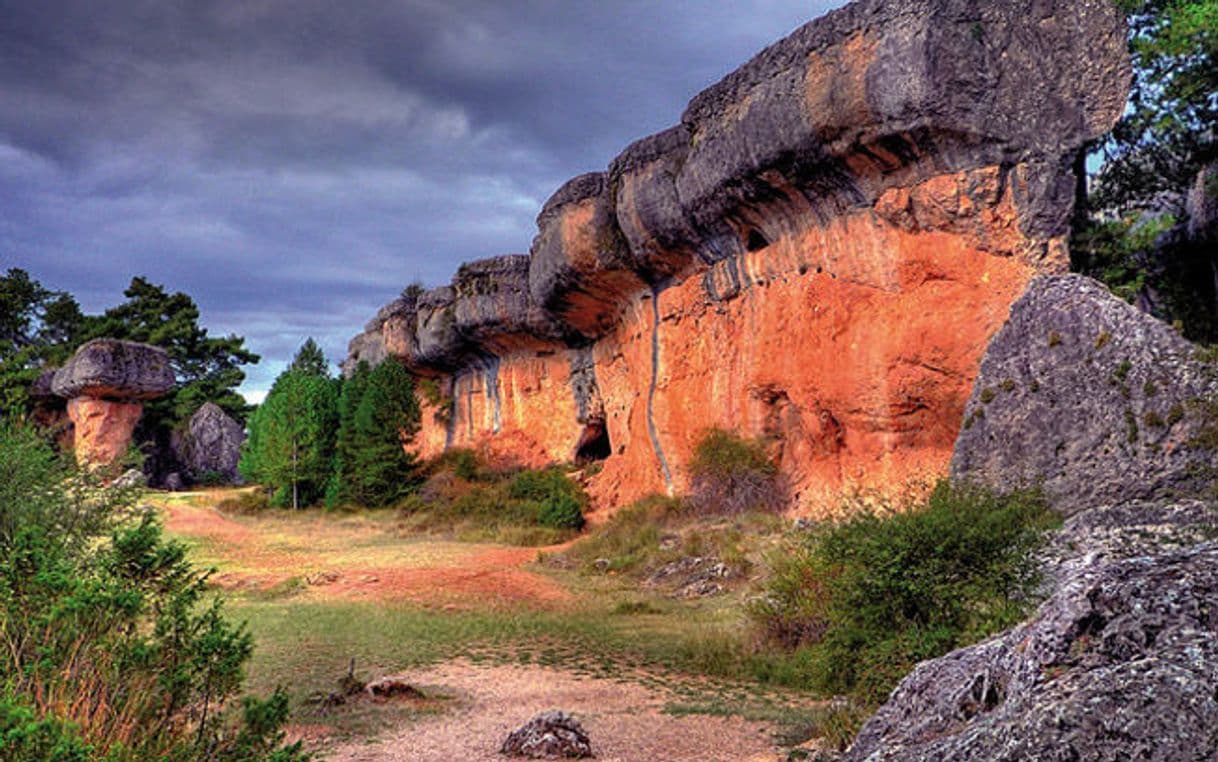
xmin=53 ymin=339 xmax=175 ymax=467
xmin=172 ymin=402 xmax=245 ymax=485
xmin=52 ymin=339 xmax=175 ymax=400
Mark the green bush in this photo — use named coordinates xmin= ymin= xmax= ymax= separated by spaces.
xmin=397 ymin=455 xmax=588 ymax=545
xmin=0 ymin=421 xmax=307 ymax=761
xmin=538 ymin=493 xmax=585 ymax=530
xmin=751 ymin=481 xmax=1056 ymax=706
xmin=508 ymin=467 xmax=583 ymax=504
xmin=0 ymin=698 xmax=91 ymax=762
xmin=686 ymin=428 xmax=788 ymax=515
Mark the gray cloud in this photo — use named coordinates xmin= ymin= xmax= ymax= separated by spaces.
xmin=0 ymin=0 xmax=844 ymax=394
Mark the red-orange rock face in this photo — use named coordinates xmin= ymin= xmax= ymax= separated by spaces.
xmin=67 ymin=397 xmax=144 ymax=466
xmin=355 ymin=0 xmax=1131 ymax=516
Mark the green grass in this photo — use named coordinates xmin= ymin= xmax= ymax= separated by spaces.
xmin=227 ymin=593 xmax=828 ymax=744
xmin=553 ymin=493 xmax=785 ymax=578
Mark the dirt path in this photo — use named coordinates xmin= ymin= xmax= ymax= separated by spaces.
xmin=326 ymin=661 xmax=779 ymax=762
xmin=158 ymin=496 xmax=570 ymax=607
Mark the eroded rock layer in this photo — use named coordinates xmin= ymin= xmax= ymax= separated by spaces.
xmin=346 ymin=0 xmax=1130 ymax=513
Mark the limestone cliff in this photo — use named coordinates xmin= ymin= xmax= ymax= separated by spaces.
xmin=346 ymin=0 xmax=1131 ymax=514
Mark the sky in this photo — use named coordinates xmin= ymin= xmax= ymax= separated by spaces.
xmin=0 ymin=0 xmax=845 ymax=402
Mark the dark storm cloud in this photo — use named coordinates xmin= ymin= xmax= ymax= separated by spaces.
xmin=0 ymin=0 xmax=844 ymax=395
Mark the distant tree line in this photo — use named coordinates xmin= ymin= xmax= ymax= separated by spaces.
xmin=238 ymin=339 xmax=422 ymax=510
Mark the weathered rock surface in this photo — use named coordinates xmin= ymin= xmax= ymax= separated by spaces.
xmin=847 ymin=500 xmax=1218 ymax=761
xmin=500 ymin=710 xmax=593 ymax=759
xmin=49 ymin=339 xmax=175 ymax=466
xmin=171 ymin=402 xmax=245 ymax=485
xmin=952 ymin=274 xmax=1218 ymax=513
xmin=348 ymin=0 xmax=1130 ymax=513
xmin=51 ymin=339 xmax=174 ymax=400
xmin=66 ymin=396 xmax=144 ymax=465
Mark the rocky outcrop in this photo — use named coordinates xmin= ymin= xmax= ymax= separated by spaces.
xmin=171 ymin=402 xmax=245 ymax=485
xmin=348 ymin=0 xmax=1130 ymax=513
xmin=50 ymin=339 xmax=175 ymax=466
xmin=952 ymin=274 xmax=1218 ymax=513
xmin=500 ymin=711 xmax=593 ymax=759
xmin=846 ymin=500 xmax=1218 ymax=761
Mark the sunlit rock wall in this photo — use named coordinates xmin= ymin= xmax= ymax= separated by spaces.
xmin=346 ymin=0 xmax=1131 ymax=514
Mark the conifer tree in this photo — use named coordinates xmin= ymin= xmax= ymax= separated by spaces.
xmin=336 ymin=360 xmax=421 ymax=507
xmin=324 ymin=361 xmax=370 ymax=508
xmin=288 ymin=337 xmax=329 ymax=377
xmin=239 ymin=368 xmax=338 ymax=509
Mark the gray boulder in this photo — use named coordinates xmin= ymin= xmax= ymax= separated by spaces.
xmin=500 ymin=710 xmax=593 ymax=759
xmin=172 ymin=402 xmax=245 ymax=484
xmin=847 ymin=500 xmax=1218 ymax=761
xmin=951 ymin=274 xmax=1218 ymax=514
xmin=51 ymin=339 xmax=175 ymax=400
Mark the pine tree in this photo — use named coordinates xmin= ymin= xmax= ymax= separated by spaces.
xmin=324 ymin=361 xmax=370 ymax=508
xmin=239 ymin=369 xmax=338 ymax=509
xmin=334 ymin=360 xmax=421 ymax=507
xmin=289 ymin=338 xmax=329 ymax=377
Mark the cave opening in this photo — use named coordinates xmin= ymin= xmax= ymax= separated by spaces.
xmin=745 ymin=228 xmax=770 ymax=252
xmin=574 ymin=420 xmax=611 ymax=465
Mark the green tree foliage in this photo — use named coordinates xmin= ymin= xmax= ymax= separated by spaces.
xmin=336 ymin=360 xmax=421 ymax=508
xmin=288 ymin=338 xmax=329 ymax=378
xmin=1073 ymin=2 xmax=1218 ymax=339
xmin=82 ymin=277 xmax=259 ymax=426
xmin=239 ymin=368 xmax=339 ymax=510
xmin=0 ymin=421 xmax=306 ymax=761
xmin=751 ymin=482 xmax=1056 ymax=706
xmin=324 ymin=362 xmax=370 ymax=508
xmin=0 ymin=269 xmax=85 ymax=414
xmin=1094 ymin=1 xmax=1217 ymax=215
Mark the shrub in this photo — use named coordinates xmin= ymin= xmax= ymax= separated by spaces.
xmin=686 ymin=428 xmax=788 ymax=515
xmin=538 ymin=493 xmax=585 ymax=530
xmin=396 ymin=456 xmax=588 ymax=545
xmin=508 ymin=467 xmax=582 ymax=504
xmin=0 ymin=420 xmax=307 ymax=761
xmin=751 ymin=481 xmax=1056 ymax=706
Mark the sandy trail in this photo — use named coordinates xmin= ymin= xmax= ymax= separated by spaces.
xmin=326 ymin=661 xmax=779 ymax=762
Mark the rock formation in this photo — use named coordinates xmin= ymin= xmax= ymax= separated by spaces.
xmin=50 ymin=339 xmax=175 ymax=466
xmin=500 ymin=711 xmax=593 ymax=759
xmin=952 ymin=274 xmax=1218 ymax=513
xmin=847 ymin=500 xmax=1218 ymax=761
xmin=171 ymin=402 xmax=246 ymax=485
xmin=347 ymin=0 xmax=1131 ymax=513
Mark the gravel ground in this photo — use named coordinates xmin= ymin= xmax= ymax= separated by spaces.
xmin=326 ymin=660 xmax=780 ymax=762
